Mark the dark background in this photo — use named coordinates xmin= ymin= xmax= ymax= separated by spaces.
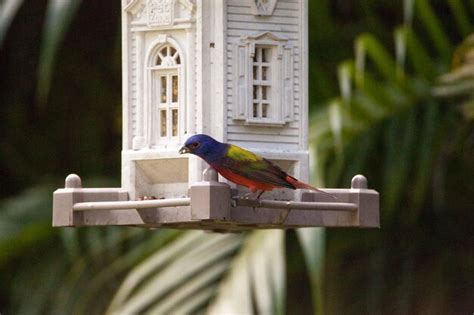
xmin=0 ymin=1 xmax=473 ymax=314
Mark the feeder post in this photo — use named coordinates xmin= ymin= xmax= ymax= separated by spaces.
xmin=53 ymin=174 xmax=83 ymax=227
xmin=351 ymin=175 xmax=380 ymax=227
xmin=190 ymin=168 xmax=231 ymax=221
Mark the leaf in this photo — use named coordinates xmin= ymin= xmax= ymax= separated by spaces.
xmin=297 ymin=228 xmax=325 ymax=315
xmin=208 ymin=230 xmax=286 ymax=315
xmin=448 ymin=0 xmax=471 ymax=38
xmin=147 ymin=260 xmax=230 ymax=314
xmin=338 ymin=60 xmax=354 ymax=103
xmin=415 ymin=0 xmax=452 ymax=61
xmin=0 ymin=0 xmax=24 ymax=46
xmin=403 ymin=0 xmax=415 ymax=26
xmin=355 ymin=33 xmax=398 ymax=85
xmin=328 ymin=99 xmax=344 ymax=157
xmin=382 ymin=109 xmax=417 ymax=218
xmin=410 ymin=104 xmax=439 ymax=216
xmin=402 ymin=26 xmax=435 ymax=78
xmin=108 ymin=231 xmax=243 ymax=314
xmin=461 ymin=100 xmax=474 ymax=120
xmin=0 ymin=184 xmax=55 ymax=265
xmin=36 ymin=0 xmax=82 ymax=105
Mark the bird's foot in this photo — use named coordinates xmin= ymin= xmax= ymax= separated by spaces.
xmin=235 ymin=190 xmax=265 ymax=200
xmin=236 ymin=192 xmax=255 ymax=199
xmin=137 ymin=195 xmax=165 ymax=201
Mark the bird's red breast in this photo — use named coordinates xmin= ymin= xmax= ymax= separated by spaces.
xmin=213 ymin=166 xmax=279 ymax=192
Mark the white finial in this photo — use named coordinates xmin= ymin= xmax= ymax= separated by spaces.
xmin=65 ymin=174 xmax=82 ymax=188
xmin=351 ymin=174 xmax=367 ymax=189
xmin=203 ymin=168 xmax=218 ymax=182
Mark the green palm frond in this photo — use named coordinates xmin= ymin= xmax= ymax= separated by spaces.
xmin=0 ymin=180 xmax=175 ymax=314
xmin=312 ymin=1 xmax=473 ymax=313
xmin=0 ymin=0 xmax=24 ymax=45
xmin=434 ymin=34 xmax=474 ymax=100
xmin=310 ymin=0 xmax=467 ymax=208
xmin=208 ymin=230 xmax=285 ymax=315
xmin=297 ymin=228 xmax=325 ymax=315
xmin=37 ymin=0 xmax=82 ymax=105
xmin=0 ymin=184 xmax=55 ymax=265
xmin=108 ymin=231 xmax=243 ymax=314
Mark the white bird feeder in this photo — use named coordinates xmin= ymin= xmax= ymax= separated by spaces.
xmin=52 ymin=0 xmax=380 ymax=230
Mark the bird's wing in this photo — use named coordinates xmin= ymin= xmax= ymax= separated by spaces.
xmin=217 ymin=145 xmax=295 ymax=189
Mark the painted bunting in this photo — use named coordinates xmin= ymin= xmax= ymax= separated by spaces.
xmin=179 ymin=134 xmax=329 ymax=199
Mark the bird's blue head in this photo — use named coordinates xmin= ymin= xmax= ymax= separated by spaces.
xmin=179 ymin=134 xmax=226 ymax=164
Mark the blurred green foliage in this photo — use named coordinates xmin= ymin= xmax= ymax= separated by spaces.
xmin=0 ymin=0 xmax=473 ymax=314
xmin=0 ymin=1 xmax=122 ymax=197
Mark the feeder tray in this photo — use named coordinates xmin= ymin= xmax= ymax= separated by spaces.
xmin=52 ymin=170 xmax=379 ymax=231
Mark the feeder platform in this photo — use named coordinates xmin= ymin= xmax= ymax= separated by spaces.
xmin=52 ymin=170 xmax=379 ymax=231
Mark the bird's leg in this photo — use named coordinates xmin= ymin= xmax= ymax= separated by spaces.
xmin=137 ymin=195 xmax=158 ymax=201
xmin=240 ymin=187 xmax=259 ymax=199
xmin=237 ymin=189 xmax=264 ymax=200
xmin=278 ymin=209 xmax=291 ymax=225
xmin=239 ymin=191 xmax=255 ymax=199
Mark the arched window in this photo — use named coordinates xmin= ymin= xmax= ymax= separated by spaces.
xmin=156 ymin=45 xmax=181 ymax=66
xmin=149 ymin=44 xmax=182 ymax=146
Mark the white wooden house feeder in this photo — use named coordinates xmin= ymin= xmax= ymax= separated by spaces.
xmin=52 ymin=0 xmax=380 ymax=230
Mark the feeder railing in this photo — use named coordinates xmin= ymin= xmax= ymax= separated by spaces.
xmin=232 ymin=198 xmax=358 ymax=212
xmin=73 ymin=198 xmax=191 ymax=211
xmin=52 ymin=173 xmax=379 ymax=229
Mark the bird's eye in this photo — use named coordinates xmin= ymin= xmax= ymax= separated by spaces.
xmin=190 ymin=142 xmax=200 ymax=148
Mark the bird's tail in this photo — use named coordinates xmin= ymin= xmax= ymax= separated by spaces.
xmin=285 ymin=176 xmax=337 ymax=200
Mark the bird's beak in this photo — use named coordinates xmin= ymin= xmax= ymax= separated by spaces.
xmin=179 ymin=146 xmax=190 ymax=154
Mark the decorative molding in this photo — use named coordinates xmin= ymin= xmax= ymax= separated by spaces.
xmin=146 ymin=36 xmax=183 ymax=66
xmin=250 ymin=0 xmax=278 ymax=16
xmin=124 ymin=0 xmax=142 ymax=14
xmin=241 ymin=31 xmax=287 ymax=42
xmin=124 ymin=0 xmax=195 ymax=26
xmin=156 ymin=34 xmax=168 ymax=44
xmin=179 ymin=0 xmax=195 ymax=12
xmin=241 ymin=31 xmax=288 ymax=59
xmin=147 ymin=0 xmax=175 ymax=26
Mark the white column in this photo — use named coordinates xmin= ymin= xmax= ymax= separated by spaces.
xmin=133 ymin=31 xmax=146 ymax=150
xmin=186 ymin=25 xmax=202 ymax=185
xmin=185 ymin=26 xmax=196 ymax=135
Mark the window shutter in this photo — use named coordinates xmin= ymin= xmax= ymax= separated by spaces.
xmin=233 ymin=44 xmax=249 ymax=120
xmin=232 ymin=32 xmax=293 ymax=126
xmin=282 ymin=46 xmax=294 ymax=122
